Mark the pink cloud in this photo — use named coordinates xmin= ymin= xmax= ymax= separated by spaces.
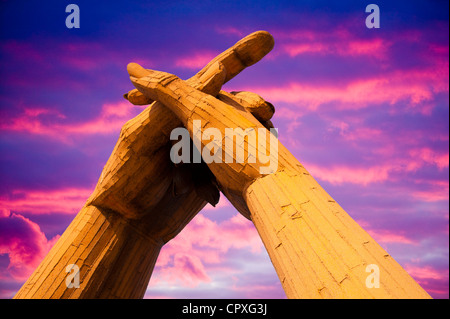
xmin=429 ymin=43 xmax=449 ymax=55
xmin=411 ymin=181 xmax=449 ymax=202
xmin=282 ymin=38 xmax=388 ymax=59
xmin=215 ymin=26 xmax=245 ymax=37
xmin=375 ymin=143 xmax=449 ymax=173
xmin=22 ymin=108 xmax=64 ymax=118
xmin=154 ymin=254 xmax=210 ymax=288
xmin=0 ymin=210 xmax=59 ymax=280
xmin=303 ymin=147 xmax=449 ymax=186
xmin=245 ymin=27 xmax=448 ymax=114
xmin=0 ymin=188 xmax=92 ymax=215
xmin=327 ymin=121 xmax=383 ymax=142
xmin=364 ymin=228 xmax=416 ymax=245
xmin=202 ymin=196 xmax=230 ymax=211
xmin=158 ymin=213 xmax=262 ymax=264
xmin=403 ymin=264 xmax=449 ymax=298
xmin=182 ymin=213 xmax=263 ymax=254
xmin=175 ymin=51 xmax=218 ymax=69
xmin=304 ymin=162 xmax=391 ymax=185
xmin=272 ymin=28 xmax=391 ymax=60
xmin=0 ymin=101 xmax=142 ymax=142
xmin=404 ymin=265 xmax=446 ymax=281
xmin=65 ymin=101 xmax=136 ymax=135
xmin=345 ymin=39 xmax=387 ymax=57
xmin=408 ymin=148 xmax=449 ymax=170
xmin=251 ymin=64 xmax=448 ymax=113
xmin=152 ymin=213 xmax=263 ymax=288
xmin=282 ymin=43 xmax=327 ymax=56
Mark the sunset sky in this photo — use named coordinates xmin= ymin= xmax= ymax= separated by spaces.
xmin=0 ymin=0 xmax=448 ymax=299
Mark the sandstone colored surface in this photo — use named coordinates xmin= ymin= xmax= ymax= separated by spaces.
xmin=14 ymin=31 xmax=274 ymax=299
xmin=129 ymin=60 xmax=431 ymax=299
xmin=15 ymin=31 xmax=430 ymax=299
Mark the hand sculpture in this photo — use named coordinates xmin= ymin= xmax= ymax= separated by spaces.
xmin=127 ymin=56 xmax=431 ymax=299
xmin=14 ymin=31 xmax=275 ymax=299
xmin=14 ymin=31 xmax=430 ymax=299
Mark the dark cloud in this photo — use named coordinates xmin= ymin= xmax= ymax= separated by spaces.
xmin=0 ymin=210 xmax=58 ymax=282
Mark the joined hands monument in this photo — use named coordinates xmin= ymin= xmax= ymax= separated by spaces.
xmin=14 ymin=31 xmax=430 ymax=299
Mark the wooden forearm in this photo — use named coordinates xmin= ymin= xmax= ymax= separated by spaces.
xmin=14 ymin=187 xmax=206 ymax=299
xmin=245 ymin=170 xmax=431 ymax=299
xmin=14 ymin=204 xmax=159 ymax=298
xmin=130 ymin=68 xmax=431 ymax=298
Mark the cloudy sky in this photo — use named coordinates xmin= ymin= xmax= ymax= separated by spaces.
xmin=0 ymin=0 xmax=448 ymax=299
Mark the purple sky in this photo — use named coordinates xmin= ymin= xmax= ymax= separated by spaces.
xmin=0 ymin=0 xmax=448 ymax=299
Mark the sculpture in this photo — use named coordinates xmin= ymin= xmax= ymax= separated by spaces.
xmin=14 ymin=31 xmax=431 ymax=299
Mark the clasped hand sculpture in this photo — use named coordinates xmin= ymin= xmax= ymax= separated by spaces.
xmin=15 ymin=31 xmax=430 ymax=299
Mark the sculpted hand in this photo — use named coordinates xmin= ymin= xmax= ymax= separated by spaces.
xmin=88 ymin=31 xmax=275 ymax=240
xmin=14 ymin=31 xmax=276 ymax=299
xmin=128 ymin=63 xmax=296 ymax=219
xmin=128 ymin=57 xmax=431 ymax=299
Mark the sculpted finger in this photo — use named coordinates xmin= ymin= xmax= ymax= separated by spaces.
xmin=216 ymin=90 xmax=275 ymax=129
xmin=124 ymin=88 xmax=154 ymax=105
xmin=230 ymin=91 xmax=275 ymax=122
xmin=193 ymin=30 xmax=274 ymax=83
xmin=125 ymin=61 xmax=227 ymax=105
xmin=189 ymin=61 xmax=226 ymax=97
xmin=124 ymin=30 xmax=274 ymax=106
xmin=127 ymin=62 xmax=152 ymax=78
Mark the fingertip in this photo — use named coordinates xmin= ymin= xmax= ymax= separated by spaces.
xmin=124 ymin=89 xmax=154 ymax=105
xmin=127 ymin=62 xmax=150 ymax=78
xmin=234 ymin=30 xmax=275 ymax=67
